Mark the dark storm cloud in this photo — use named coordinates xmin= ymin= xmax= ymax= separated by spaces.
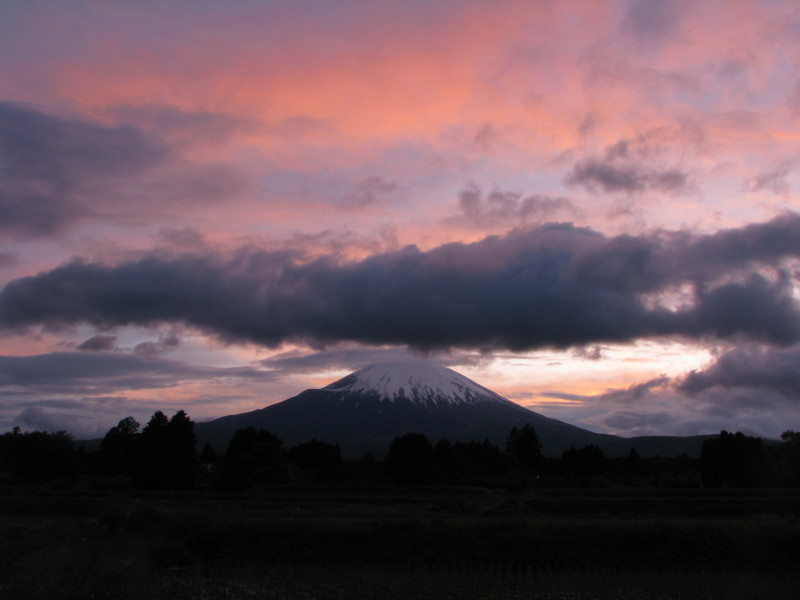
xmin=577 ymin=341 xmax=800 ymax=438
xmin=0 ymin=101 xmax=254 ymax=238
xmin=2 ymin=214 xmax=800 ymax=351
xmin=672 ymin=212 xmax=800 ymax=272
xmin=0 ymin=193 xmax=85 ymax=237
xmin=448 ymin=184 xmax=577 ymax=228
xmin=687 ymin=274 xmax=800 ymax=345
xmin=133 ymin=330 xmax=181 ymax=357
xmin=77 ymin=334 xmax=118 ymax=352
xmin=600 ymin=376 xmax=672 ymax=405
xmin=0 ymin=101 xmax=169 ymax=237
xmin=0 ymin=352 xmax=186 ymax=391
xmin=599 ymin=410 xmax=675 ymax=432
xmin=679 ymin=345 xmax=800 ymax=397
xmin=566 ymin=158 xmax=689 ymax=195
xmin=261 ymin=347 xmax=419 ymax=373
xmin=260 ymin=346 xmax=481 ymax=375
xmin=582 ymin=350 xmax=800 ymax=439
xmin=565 ymin=131 xmax=694 ymax=196
xmin=0 ymin=351 xmax=271 ymax=393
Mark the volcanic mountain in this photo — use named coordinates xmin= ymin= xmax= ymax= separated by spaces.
xmin=195 ymin=360 xmax=625 ymax=458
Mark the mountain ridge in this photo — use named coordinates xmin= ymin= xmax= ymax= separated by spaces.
xmin=323 ymin=360 xmax=517 ymax=407
xmin=194 ymin=361 xmax=711 ymax=459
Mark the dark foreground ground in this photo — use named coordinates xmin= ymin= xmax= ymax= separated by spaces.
xmin=1 ymin=485 xmax=799 ymax=599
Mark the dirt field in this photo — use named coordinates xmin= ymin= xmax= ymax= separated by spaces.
xmin=1 ymin=486 xmax=798 ymax=599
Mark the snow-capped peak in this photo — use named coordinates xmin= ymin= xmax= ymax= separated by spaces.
xmin=323 ymin=360 xmax=512 ymax=407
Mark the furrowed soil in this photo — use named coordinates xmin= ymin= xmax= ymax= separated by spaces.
xmin=1 ymin=485 xmax=798 ymax=599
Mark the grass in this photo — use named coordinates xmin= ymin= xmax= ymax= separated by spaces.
xmin=1 ymin=486 xmax=799 ymax=599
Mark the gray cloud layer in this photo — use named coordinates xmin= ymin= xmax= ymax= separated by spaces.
xmin=0 ymin=350 xmax=274 ymax=437
xmin=0 ymin=351 xmax=271 ymax=396
xmin=679 ymin=344 xmax=800 ymax=397
xmin=566 ymin=158 xmax=689 ymax=194
xmin=448 ymin=184 xmax=577 ymax=229
xmin=582 ymin=342 xmax=800 ymax=438
xmin=0 ymin=101 xmax=168 ymax=237
xmin=1 ymin=214 xmax=799 ymax=351
xmin=0 ymin=101 xmax=253 ymax=239
xmin=565 ymin=131 xmax=694 ymax=196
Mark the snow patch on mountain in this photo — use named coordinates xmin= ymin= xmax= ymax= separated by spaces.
xmin=324 ymin=360 xmax=513 ymax=407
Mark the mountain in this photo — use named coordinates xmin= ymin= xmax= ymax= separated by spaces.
xmin=196 ymin=360 xmax=626 ymax=458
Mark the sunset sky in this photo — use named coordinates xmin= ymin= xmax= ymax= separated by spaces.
xmin=2 ymin=0 xmax=800 ymax=441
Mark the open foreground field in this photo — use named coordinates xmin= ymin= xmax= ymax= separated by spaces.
xmin=1 ymin=485 xmax=799 ymax=599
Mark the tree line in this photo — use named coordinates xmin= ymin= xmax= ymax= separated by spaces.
xmin=2 ymin=412 xmax=800 ymax=490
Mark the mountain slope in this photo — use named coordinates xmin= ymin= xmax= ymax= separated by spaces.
xmin=196 ymin=360 xmax=620 ymax=458
xmin=323 ymin=361 xmax=513 ymax=407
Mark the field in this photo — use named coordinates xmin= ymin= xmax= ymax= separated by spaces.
xmin=1 ymin=485 xmax=799 ymax=599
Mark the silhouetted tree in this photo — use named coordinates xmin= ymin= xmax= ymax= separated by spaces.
xmin=451 ymin=439 xmax=506 ymax=481
xmin=357 ymin=450 xmax=378 ymax=477
xmin=626 ymin=447 xmax=641 ymax=475
xmin=434 ymin=439 xmax=458 ymax=483
xmin=166 ymin=410 xmax=196 ymax=487
xmin=199 ymin=442 xmax=219 ymax=464
xmin=0 ymin=429 xmax=77 ymax=483
xmin=131 ymin=411 xmax=169 ymax=488
xmin=782 ymin=430 xmax=800 ymax=444
xmin=386 ymin=433 xmax=435 ymax=484
xmin=657 ymin=452 xmax=701 ymax=488
xmin=131 ymin=410 xmax=196 ymax=489
xmin=506 ymin=424 xmax=542 ymax=472
xmin=562 ymin=444 xmax=607 ymax=481
xmin=289 ymin=438 xmax=341 ymax=471
xmin=100 ymin=416 xmax=140 ymax=475
xmin=217 ymin=427 xmax=288 ymax=489
xmin=701 ymin=430 xmax=767 ymax=487
xmin=780 ymin=430 xmax=800 ymax=486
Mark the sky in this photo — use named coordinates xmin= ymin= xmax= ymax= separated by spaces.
xmin=1 ymin=0 xmax=800 ymax=441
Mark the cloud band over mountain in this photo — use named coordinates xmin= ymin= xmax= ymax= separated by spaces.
xmin=2 ymin=214 xmax=799 ymax=351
